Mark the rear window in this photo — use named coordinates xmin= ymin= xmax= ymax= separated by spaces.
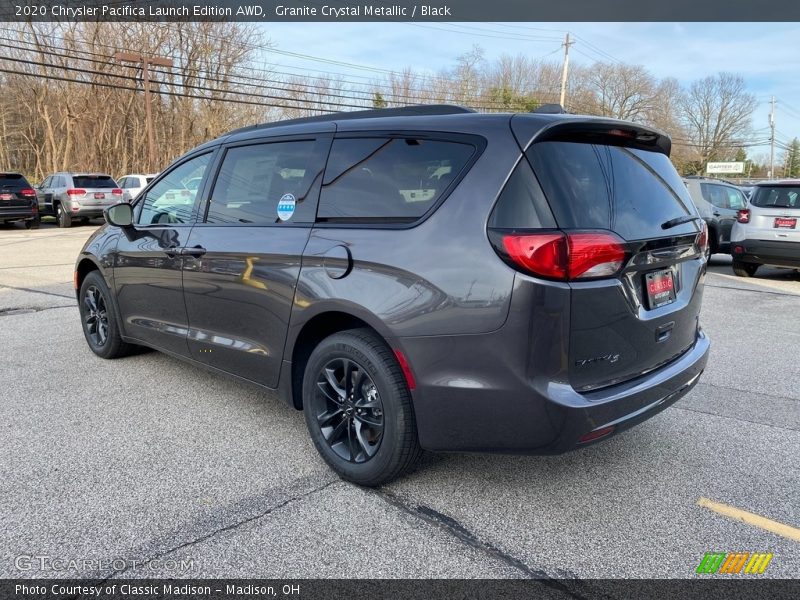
xmin=317 ymin=137 xmax=475 ymax=222
xmin=525 ymin=142 xmax=697 ymax=240
xmin=72 ymin=175 xmax=116 ymax=188
xmin=750 ymin=186 xmax=800 ymax=209
xmin=0 ymin=173 xmax=31 ymax=189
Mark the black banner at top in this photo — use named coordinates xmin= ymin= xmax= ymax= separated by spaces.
xmin=1 ymin=0 xmax=800 ymax=22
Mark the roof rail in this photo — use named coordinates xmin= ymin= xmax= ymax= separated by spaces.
xmin=227 ymin=104 xmax=475 ymax=136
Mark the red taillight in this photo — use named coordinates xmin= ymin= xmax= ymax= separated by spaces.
xmin=737 ymin=209 xmax=750 ymax=224
xmin=66 ymin=189 xmax=86 ymax=196
xmin=578 ymin=425 xmax=615 ymax=444
xmin=500 ymin=231 xmax=627 ymax=281
xmin=697 ymin=221 xmax=709 ymax=254
xmin=112 ymin=188 xmax=123 ymax=196
xmin=20 ymin=188 xmax=36 ymax=197
xmin=502 ymin=232 xmax=567 ymax=280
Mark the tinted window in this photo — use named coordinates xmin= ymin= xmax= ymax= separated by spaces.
xmin=318 ymin=137 xmax=475 ymax=222
xmin=40 ymin=176 xmax=51 ymax=188
xmin=145 ymin=177 xmax=155 ymax=184
xmin=526 ymin=142 xmax=697 ymax=240
xmin=72 ymin=175 xmax=116 ymax=188
xmin=206 ymin=140 xmax=320 ymax=224
xmin=750 ymin=186 xmax=800 ymax=209
xmin=118 ymin=177 xmax=128 ymax=188
xmin=488 ymin=159 xmax=556 ymax=229
xmin=700 ymin=183 xmax=747 ymax=210
xmin=0 ymin=173 xmax=31 ymax=189
xmin=138 ymin=153 xmax=211 ymax=225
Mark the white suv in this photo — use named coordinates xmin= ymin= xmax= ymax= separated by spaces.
xmin=730 ymin=180 xmax=800 ymax=277
xmin=117 ymin=173 xmax=158 ymax=202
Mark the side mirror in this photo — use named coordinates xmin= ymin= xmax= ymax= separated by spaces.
xmin=104 ymin=203 xmax=133 ymax=227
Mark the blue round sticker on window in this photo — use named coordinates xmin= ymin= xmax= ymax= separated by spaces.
xmin=277 ymin=193 xmax=296 ymax=221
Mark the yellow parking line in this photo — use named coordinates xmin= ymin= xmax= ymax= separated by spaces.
xmin=698 ymin=497 xmax=800 ymax=542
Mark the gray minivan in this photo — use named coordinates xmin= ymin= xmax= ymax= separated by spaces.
xmin=74 ymin=106 xmax=710 ymax=485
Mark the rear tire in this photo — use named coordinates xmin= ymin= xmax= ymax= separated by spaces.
xmin=56 ymin=203 xmax=72 ymax=228
xmin=78 ymin=271 xmax=135 ymax=359
xmin=732 ymin=261 xmax=759 ymax=277
xmin=302 ymin=328 xmax=422 ymax=487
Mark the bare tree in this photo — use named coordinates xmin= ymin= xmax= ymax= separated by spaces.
xmin=678 ymin=73 xmax=757 ymax=172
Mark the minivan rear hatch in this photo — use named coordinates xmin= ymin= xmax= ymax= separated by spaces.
xmin=505 ymin=117 xmax=706 ymax=391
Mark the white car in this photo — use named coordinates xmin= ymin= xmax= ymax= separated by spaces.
xmin=117 ymin=173 xmax=158 ymax=202
xmin=730 ymin=180 xmax=800 ymax=277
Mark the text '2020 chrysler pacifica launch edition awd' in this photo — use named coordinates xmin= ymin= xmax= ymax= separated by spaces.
xmin=76 ymin=105 xmax=709 ymax=485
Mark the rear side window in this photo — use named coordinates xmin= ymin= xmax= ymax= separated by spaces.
xmin=0 ymin=173 xmax=31 ymax=189
xmin=73 ymin=175 xmax=116 ymax=189
xmin=318 ymin=137 xmax=475 ymax=223
xmin=526 ymin=142 xmax=697 ymax=240
xmin=207 ymin=140 xmax=322 ymax=225
xmin=750 ymin=186 xmax=800 ymax=209
xmin=488 ymin=159 xmax=556 ymax=229
xmin=700 ymin=183 xmax=747 ymax=210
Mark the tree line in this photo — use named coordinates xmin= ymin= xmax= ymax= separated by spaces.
xmin=0 ymin=23 xmax=783 ymax=182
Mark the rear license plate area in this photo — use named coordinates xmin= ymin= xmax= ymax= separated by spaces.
xmin=0 ymin=193 xmax=12 ymax=201
xmin=94 ymin=192 xmax=105 ymax=200
xmin=645 ymin=269 xmax=676 ymax=309
xmin=774 ymin=217 xmax=797 ymax=229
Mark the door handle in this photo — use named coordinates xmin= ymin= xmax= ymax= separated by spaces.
xmin=178 ymin=245 xmax=207 ymax=257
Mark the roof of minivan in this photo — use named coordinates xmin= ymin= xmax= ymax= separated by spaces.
xmin=193 ymin=108 xmax=672 ymax=155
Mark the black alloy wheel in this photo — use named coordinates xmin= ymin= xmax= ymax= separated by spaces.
xmin=313 ymin=357 xmax=385 ymax=463
xmin=302 ymin=328 xmax=422 ymax=486
xmin=83 ymin=285 xmax=109 ymax=347
xmin=78 ymin=271 xmax=135 ymax=359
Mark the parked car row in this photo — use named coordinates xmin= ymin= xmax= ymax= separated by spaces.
xmin=0 ymin=171 xmax=162 ymax=229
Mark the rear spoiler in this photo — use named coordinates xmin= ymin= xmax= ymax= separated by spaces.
xmin=510 ymin=114 xmax=671 ymax=156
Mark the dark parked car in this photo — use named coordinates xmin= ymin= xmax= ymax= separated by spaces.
xmin=683 ymin=176 xmax=748 ymax=255
xmin=0 ymin=172 xmax=39 ymax=228
xmin=75 ymin=106 xmax=710 ymax=485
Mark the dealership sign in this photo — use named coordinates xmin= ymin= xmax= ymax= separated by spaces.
xmin=706 ymin=162 xmax=745 ymax=174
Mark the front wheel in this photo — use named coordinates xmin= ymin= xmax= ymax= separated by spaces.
xmin=732 ymin=260 xmax=759 ymax=277
xmin=303 ymin=329 xmax=422 ymax=487
xmin=79 ymin=271 xmax=134 ymax=359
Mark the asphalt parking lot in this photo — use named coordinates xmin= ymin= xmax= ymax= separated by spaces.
xmin=1 ymin=219 xmax=798 ymax=582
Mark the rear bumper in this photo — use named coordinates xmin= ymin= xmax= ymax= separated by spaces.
xmin=0 ymin=208 xmax=36 ymax=221
xmin=731 ymin=239 xmax=800 ymax=268
xmin=402 ymin=329 xmax=708 ymax=453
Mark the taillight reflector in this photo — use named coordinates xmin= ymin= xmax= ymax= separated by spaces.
xmin=578 ymin=426 xmax=615 ymax=444
xmin=20 ymin=188 xmax=36 ymax=197
xmin=66 ymin=189 xmax=86 ymax=196
xmin=393 ymin=349 xmax=416 ymax=391
xmin=112 ymin=188 xmax=123 ymax=196
xmin=499 ymin=231 xmax=627 ymax=281
xmin=737 ymin=209 xmax=750 ymax=224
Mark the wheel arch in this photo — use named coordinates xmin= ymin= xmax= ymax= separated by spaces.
xmin=285 ymin=305 xmax=401 ymax=411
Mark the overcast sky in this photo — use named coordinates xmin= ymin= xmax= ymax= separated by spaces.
xmin=257 ymin=22 xmax=800 ymax=161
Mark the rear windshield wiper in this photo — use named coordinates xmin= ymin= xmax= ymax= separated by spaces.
xmin=661 ymin=215 xmax=701 ymax=230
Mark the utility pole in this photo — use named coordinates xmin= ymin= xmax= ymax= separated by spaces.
xmin=769 ymin=96 xmax=776 ymax=179
xmin=559 ymin=32 xmax=574 ymax=109
xmin=114 ymin=52 xmax=174 ymax=173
